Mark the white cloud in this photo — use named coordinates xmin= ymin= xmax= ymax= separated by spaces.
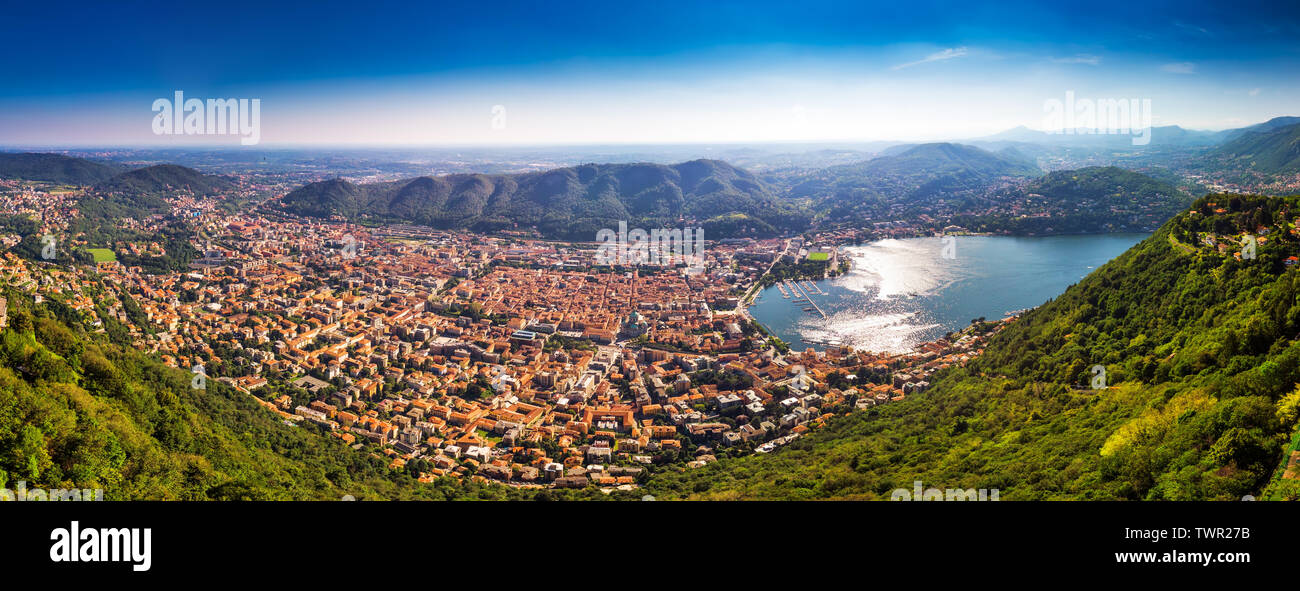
xmin=1248 ymin=88 xmax=1261 ymax=96
xmin=1161 ymin=62 xmax=1196 ymax=74
xmin=1051 ymin=54 xmax=1101 ymax=65
xmin=892 ymin=47 xmax=969 ymax=70
xmin=1174 ymin=21 xmax=1211 ymax=35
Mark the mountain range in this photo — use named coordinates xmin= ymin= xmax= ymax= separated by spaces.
xmin=975 ymin=117 xmax=1300 ymax=151
xmin=785 ymin=142 xmax=1043 ymax=224
xmin=74 ymin=164 xmax=235 ymax=223
xmin=0 ymin=153 xmax=122 ymax=184
xmin=1211 ymin=122 xmax=1300 ymax=173
xmin=278 ymin=159 xmax=808 ymax=239
xmin=92 ymin=163 xmax=233 ymax=196
xmin=937 ymin=165 xmax=1193 ymax=235
xmin=854 ymin=142 xmax=1040 ymax=179
xmin=5 ymin=115 xmax=1300 ymax=239
xmin=275 ymin=143 xmax=1047 ymax=237
xmin=1015 ymin=166 xmax=1192 ymax=231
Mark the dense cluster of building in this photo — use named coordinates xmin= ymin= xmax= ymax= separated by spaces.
xmin=1 ymin=206 xmax=1008 ymax=492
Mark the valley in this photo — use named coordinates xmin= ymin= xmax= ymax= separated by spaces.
xmin=3 ymin=118 xmax=1300 ymax=501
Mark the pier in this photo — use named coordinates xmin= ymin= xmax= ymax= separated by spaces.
xmin=785 ymin=280 xmax=827 ymax=319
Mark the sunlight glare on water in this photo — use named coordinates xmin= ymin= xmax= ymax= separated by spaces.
xmin=748 ymin=234 xmax=1148 ymax=354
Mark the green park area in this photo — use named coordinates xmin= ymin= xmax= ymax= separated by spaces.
xmin=87 ymin=248 xmax=117 ymax=262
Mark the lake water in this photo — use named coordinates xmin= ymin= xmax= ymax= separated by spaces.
xmin=748 ymin=234 xmax=1149 ymax=353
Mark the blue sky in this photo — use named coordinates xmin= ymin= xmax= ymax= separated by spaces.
xmin=2 ymin=0 xmax=1298 ymax=146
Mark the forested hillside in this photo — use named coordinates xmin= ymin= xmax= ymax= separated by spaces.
xmin=1211 ymin=122 xmax=1300 ymax=174
xmin=0 ymin=291 xmax=567 ymax=500
xmin=792 ymin=142 xmax=1039 ymax=201
xmin=644 ymin=193 xmax=1300 ymax=500
xmin=0 ymin=153 xmax=121 ymax=185
xmin=945 ymin=166 xmax=1194 ymax=234
xmin=77 ymin=164 xmax=236 ymax=221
